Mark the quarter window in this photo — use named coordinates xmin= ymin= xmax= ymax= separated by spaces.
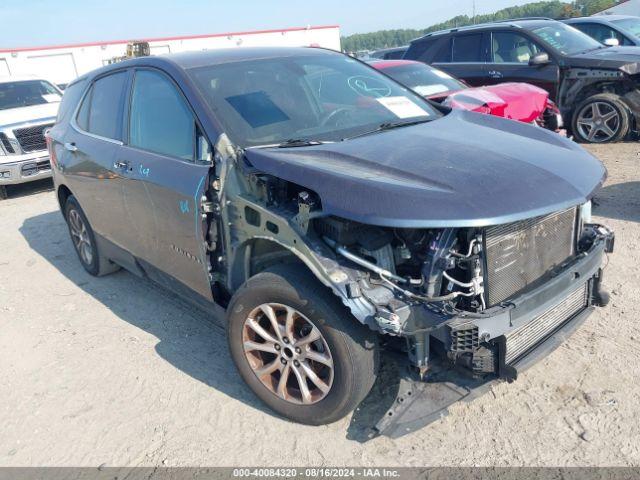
xmin=491 ymin=32 xmax=544 ymax=63
xmin=129 ymin=70 xmax=195 ymax=161
xmin=76 ymin=71 xmax=127 ymax=140
xmin=452 ymin=34 xmax=484 ymax=62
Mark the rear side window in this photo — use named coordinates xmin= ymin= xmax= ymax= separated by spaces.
xmin=58 ymin=79 xmax=86 ymax=124
xmin=452 ymin=34 xmax=484 ymax=62
xmin=128 ymin=69 xmax=195 ymax=161
xmin=432 ymin=39 xmax=452 ymax=62
xmin=76 ymin=72 xmax=127 ymax=140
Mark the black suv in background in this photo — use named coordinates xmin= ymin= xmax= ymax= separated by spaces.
xmin=404 ymin=18 xmax=640 ymax=143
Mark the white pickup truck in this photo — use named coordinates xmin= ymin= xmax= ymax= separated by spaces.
xmin=0 ymin=76 xmax=62 ymax=199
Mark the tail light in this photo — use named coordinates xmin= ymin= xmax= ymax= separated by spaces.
xmin=44 ymin=129 xmax=57 ymax=169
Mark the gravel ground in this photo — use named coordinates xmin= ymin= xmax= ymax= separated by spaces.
xmin=0 ymin=143 xmax=638 ymax=467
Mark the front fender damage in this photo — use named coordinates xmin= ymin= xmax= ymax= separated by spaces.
xmin=212 ymin=133 xmax=390 ymax=332
xmin=559 ymin=68 xmax=640 ymax=125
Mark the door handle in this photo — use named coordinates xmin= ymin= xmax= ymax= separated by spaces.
xmin=64 ymin=142 xmax=78 ymax=152
xmin=113 ymin=160 xmax=130 ymax=170
xmin=488 ymin=70 xmax=503 ymax=79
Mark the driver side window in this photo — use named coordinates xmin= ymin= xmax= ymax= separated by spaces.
xmin=492 ymin=32 xmax=544 ymax=64
xmin=129 ymin=69 xmax=196 ymax=161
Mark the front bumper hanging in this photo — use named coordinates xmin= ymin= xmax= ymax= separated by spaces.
xmin=374 ymin=226 xmax=614 ymax=438
xmin=375 ymin=305 xmax=595 ymax=438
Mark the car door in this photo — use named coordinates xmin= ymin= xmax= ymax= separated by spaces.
xmin=60 ymin=70 xmax=130 ymax=244
xmin=484 ymin=30 xmax=560 ymax=100
xmin=432 ymin=32 xmax=490 ymax=87
xmin=116 ymin=68 xmax=214 ymax=302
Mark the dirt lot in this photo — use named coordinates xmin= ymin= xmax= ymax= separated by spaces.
xmin=0 ymin=143 xmax=639 ymax=467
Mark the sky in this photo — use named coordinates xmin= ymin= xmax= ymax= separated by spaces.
xmin=0 ymin=0 xmax=542 ymax=49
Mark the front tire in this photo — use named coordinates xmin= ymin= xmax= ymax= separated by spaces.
xmin=227 ymin=265 xmax=379 ymax=425
xmin=572 ymin=93 xmax=630 ymax=143
xmin=64 ymin=195 xmax=119 ymax=276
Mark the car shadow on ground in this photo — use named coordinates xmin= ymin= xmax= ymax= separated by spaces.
xmin=20 ymin=210 xmax=281 ymax=421
xmin=3 ymin=178 xmax=53 ymax=200
xmin=593 ymin=181 xmax=640 ymax=223
xmin=20 ymin=210 xmax=397 ymax=440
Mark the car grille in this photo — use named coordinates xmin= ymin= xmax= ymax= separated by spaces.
xmin=504 ymin=283 xmax=589 ymax=364
xmin=0 ymin=132 xmax=14 ymax=153
xmin=484 ymin=208 xmax=577 ymax=306
xmin=13 ymin=123 xmax=53 ymax=153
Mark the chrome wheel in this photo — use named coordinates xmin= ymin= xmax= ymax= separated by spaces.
xmin=68 ymin=209 xmax=94 ymax=266
xmin=576 ymin=101 xmax=620 ymax=143
xmin=242 ymin=303 xmax=334 ymax=405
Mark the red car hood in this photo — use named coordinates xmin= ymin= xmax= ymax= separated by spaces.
xmin=429 ymin=83 xmax=550 ymax=123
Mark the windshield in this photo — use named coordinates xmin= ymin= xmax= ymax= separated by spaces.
xmin=0 ymin=80 xmax=61 ymax=111
xmin=189 ymin=53 xmax=440 ymax=147
xmin=380 ymin=63 xmax=466 ymax=96
xmin=611 ymin=18 xmax=640 ymax=37
xmin=530 ymin=23 xmax=604 ymax=55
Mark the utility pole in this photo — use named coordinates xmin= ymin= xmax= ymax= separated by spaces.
xmin=472 ymin=0 xmax=476 ymax=23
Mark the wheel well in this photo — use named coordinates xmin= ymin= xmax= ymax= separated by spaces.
xmin=572 ymin=81 xmax=633 ymax=112
xmin=229 ymin=238 xmax=308 ymax=292
xmin=57 ymin=184 xmax=73 ymax=211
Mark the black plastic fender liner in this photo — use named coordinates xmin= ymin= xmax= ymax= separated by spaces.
xmin=373 ymin=306 xmax=595 ymax=438
xmin=373 ymin=368 xmax=489 ymax=439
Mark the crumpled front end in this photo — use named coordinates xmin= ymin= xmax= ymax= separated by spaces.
xmin=444 ymin=82 xmax=551 ymax=124
xmin=311 ymin=202 xmax=614 ymax=437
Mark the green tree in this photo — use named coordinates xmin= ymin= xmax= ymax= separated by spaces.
xmin=340 ymin=0 xmax=617 ymax=52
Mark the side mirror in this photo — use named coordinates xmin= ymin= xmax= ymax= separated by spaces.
xmin=604 ymin=38 xmax=619 ymax=47
xmin=529 ymin=52 xmax=550 ymax=66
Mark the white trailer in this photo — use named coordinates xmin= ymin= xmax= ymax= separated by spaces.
xmin=0 ymin=25 xmax=341 ymax=85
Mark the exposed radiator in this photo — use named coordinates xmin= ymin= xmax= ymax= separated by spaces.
xmin=484 ymin=208 xmax=577 ymax=306
xmin=504 ymin=283 xmax=588 ymax=364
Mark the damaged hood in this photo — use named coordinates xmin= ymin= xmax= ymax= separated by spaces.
xmin=441 ymin=83 xmax=549 ymax=123
xmin=244 ymin=110 xmax=605 ymax=228
xmin=567 ymin=46 xmax=640 ymax=74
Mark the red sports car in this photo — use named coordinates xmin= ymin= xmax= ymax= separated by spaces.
xmin=370 ymin=59 xmax=562 ymax=131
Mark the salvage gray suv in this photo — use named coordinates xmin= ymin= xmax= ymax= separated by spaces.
xmin=47 ymin=47 xmax=614 ymax=437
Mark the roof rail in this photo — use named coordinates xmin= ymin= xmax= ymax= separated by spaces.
xmin=420 ymin=23 xmax=491 ymax=37
xmin=418 ymin=20 xmax=522 ymax=39
xmin=493 ymin=17 xmax=556 ymax=22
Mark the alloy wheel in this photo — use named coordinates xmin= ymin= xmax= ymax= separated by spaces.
xmin=576 ymin=101 xmax=621 ymax=143
xmin=242 ymin=303 xmax=334 ymax=405
xmin=68 ymin=209 xmax=94 ymax=266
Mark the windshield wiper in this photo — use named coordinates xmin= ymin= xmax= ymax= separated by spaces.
xmin=343 ymin=118 xmax=432 ymax=141
xmin=277 ymin=138 xmax=326 ymax=148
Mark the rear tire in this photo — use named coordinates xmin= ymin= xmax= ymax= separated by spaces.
xmin=227 ymin=264 xmax=379 ymax=425
xmin=571 ymin=93 xmax=630 ymax=143
xmin=0 ymin=185 xmax=7 ymax=200
xmin=64 ymin=195 xmax=120 ymax=276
